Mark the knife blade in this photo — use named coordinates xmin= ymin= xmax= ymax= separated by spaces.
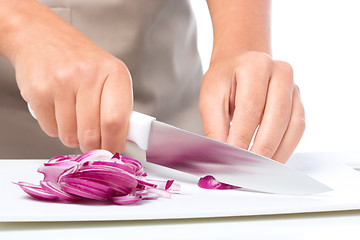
xmin=127 ymin=111 xmax=332 ymax=195
xmin=28 ymin=105 xmax=331 ymax=195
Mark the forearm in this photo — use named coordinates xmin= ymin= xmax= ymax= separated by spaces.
xmin=0 ymin=0 xmax=67 ymax=64
xmin=0 ymin=0 xmax=33 ymax=61
xmin=206 ymin=0 xmax=271 ymax=60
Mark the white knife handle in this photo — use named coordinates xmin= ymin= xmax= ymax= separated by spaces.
xmin=27 ymin=103 xmax=155 ymax=151
xmin=127 ymin=111 xmax=155 ymax=150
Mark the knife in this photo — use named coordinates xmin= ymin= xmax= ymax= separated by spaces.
xmin=28 ymin=105 xmax=331 ymax=195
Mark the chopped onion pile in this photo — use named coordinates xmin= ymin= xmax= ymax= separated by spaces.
xmin=198 ymin=175 xmax=241 ymax=190
xmin=15 ymin=150 xmax=180 ymax=205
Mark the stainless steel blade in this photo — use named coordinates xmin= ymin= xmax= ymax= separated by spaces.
xmin=146 ymin=121 xmax=332 ymax=195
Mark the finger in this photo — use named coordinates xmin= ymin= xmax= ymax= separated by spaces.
xmin=250 ymin=61 xmax=294 ymax=159
xmin=29 ymin=100 xmax=58 ymax=137
xmin=54 ymin=89 xmax=79 ymax=148
xmin=227 ymin=63 xmax=271 ymax=150
xmin=272 ymin=86 xmax=305 ymax=163
xmin=100 ymin=68 xmax=133 ymax=154
xmin=76 ymin=77 xmax=102 ymax=153
xmin=199 ymin=73 xmax=231 ymax=142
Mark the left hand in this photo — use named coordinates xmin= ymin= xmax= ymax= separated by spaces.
xmin=199 ymin=51 xmax=305 ymax=163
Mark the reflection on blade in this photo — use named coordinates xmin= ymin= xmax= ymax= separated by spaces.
xmin=146 ymin=121 xmax=331 ymax=195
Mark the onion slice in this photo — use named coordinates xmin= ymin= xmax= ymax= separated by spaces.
xmin=198 ymin=175 xmax=241 ymax=190
xmin=40 ymin=181 xmax=80 ymax=201
xmin=19 ymin=185 xmax=58 ymax=200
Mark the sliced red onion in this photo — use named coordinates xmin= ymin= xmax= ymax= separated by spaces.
xmin=19 ymin=185 xmax=58 ymax=200
xmin=14 ymin=182 xmax=43 ymax=190
xmin=60 ymin=182 xmax=108 ymax=201
xmin=198 ymin=175 xmax=241 ymax=190
xmin=146 ymin=187 xmax=171 ymax=199
xmin=165 ymin=180 xmax=175 ymax=190
xmin=145 ymin=179 xmax=180 ymax=191
xmin=112 ymin=195 xmax=141 ymax=205
xmin=120 ymin=156 xmax=145 ymax=176
xmin=40 ymin=181 xmax=80 ymax=201
xmin=60 ymin=178 xmax=114 ymax=195
xmin=38 ymin=161 xmax=77 ymax=183
xmin=75 ymin=149 xmax=113 ymax=163
xmin=15 ymin=150 xmax=180 ymax=205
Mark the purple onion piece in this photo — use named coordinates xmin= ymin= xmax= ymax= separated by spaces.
xmin=60 ymin=182 xmax=108 ymax=201
xmin=145 ymin=179 xmax=180 ymax=191
xmin=19 ymin=185 xmax=58 ymax=200
xmin=60 ymin=178 xmax=114 ymax=193
xmin=112 ymin=152 xmax=120 ymax=160
xmin=165 ymin=180 xmax=175 ymax=190
xmin=40 ymin=181 xmax=80 ymax=201
xmin=64 ymin=176 xmax=133 ymax=196
xmin=38 ymin=161 xmax=77 ymax=183
xmin=112 ymin=195 xmax=141 ymax=205
xmin=146 ymin=188 xmax=171 ymax=199
xmin=198 ymin=175 xmax=241 ymax=190
xmin=14 ymin=182 xmax=43 ymax=190
xmin=84 ymin=161 xmax=135 ymax=174
xmin=75 ymin=149 xmax=113 ymax=163
xmin=137 ymin=180 xmax=157 ymax=188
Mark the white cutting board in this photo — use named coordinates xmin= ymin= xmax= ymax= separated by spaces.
xmin=1 ymin=152 xmax=360 ymax=222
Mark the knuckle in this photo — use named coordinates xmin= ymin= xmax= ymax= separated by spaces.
xmin=257 ymin=144 xmax=277 ymax=158
xmin=106 ymin=59 xmax=129 ymax=74
xmin=203 ymin=129 xmax=216 ymax=139
xmin=53 ymin=68 xmax=73 ymax=88
xmin=60 ymin=133 xmax=79 ymax=148
xmin=295 ymin=114 xmax=306 ymax=134
xmin=242 ymin=51 xmax=273 ymax=68
xmin=234 ymin=53 xmax=273 ymax=81
xmin=75 ymin=59 xmax=96 ymax=78
xmin=229 ymin=134 xmax=252 ymax=150
xmin=102 ymin=113 xmax=125 ymax=131
xmin=275 ymin=61 xmax=294 ymax=77
xmin=79 ymin=130 xmax=100 ymax=150
xmin=291 ymin=102 xmax=306 ymax=135
xmin=54 ymin=59 xmax=97 ymax=87
xmin=198 ymin=91 xmax=222 ymax=116
xmin=43 ymin=125 xmax=58 ymax=138
xmin=29 ymin=81 xmax=48 ymax=98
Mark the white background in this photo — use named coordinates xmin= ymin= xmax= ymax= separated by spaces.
xmin=190 ymin=0 xmax=360 ymax=153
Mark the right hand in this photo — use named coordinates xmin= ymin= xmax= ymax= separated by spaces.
xmin=3 ymin=1 xmax=133 ymax=153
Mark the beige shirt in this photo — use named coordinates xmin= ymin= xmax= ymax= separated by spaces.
xmin=0 ymin=0 xmax=203 ymax=159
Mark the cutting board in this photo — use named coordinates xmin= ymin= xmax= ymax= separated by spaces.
xmin=1 ymin=152 xmax=360 ymax=222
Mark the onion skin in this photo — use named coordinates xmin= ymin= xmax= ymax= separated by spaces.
xmin=15 ymin=150 xmax=179 ymax=205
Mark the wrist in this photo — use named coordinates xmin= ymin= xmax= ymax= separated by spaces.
xmin=210 ymin=43 xmax=272 ymax=65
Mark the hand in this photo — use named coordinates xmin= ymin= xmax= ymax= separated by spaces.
xmin=6 ymin=2 xmax=133 ymax=153
xmin=199 ymin=51 xmax=305 ymax=163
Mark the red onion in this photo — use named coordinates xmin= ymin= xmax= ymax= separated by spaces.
xmin=15 ymin=150 xmax=179 ymax=205
xmin=198 ymin=175 xmax=241 ymax=190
